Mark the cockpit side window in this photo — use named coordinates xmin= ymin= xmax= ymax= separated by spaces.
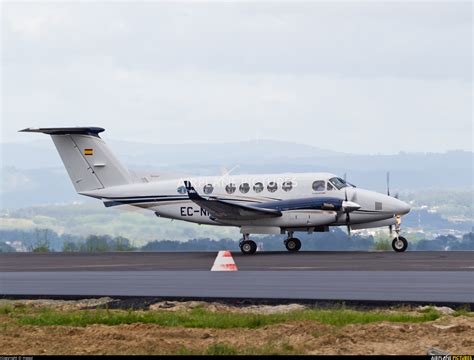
xmin=329 ymin=177 xmax=349 ymax=190
xmin=327 ymin=182 xmax=334 ymax=191
xmin=312 ymin=180 xmax=325 ymax=192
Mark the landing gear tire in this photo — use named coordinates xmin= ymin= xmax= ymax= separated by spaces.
xmin=285 ymin=237 xmax=301 ymax=252
xmin=392 ymin=236 xmax=408 ymax=252
xmin=240 ymin=240 xmax=257 ymax=255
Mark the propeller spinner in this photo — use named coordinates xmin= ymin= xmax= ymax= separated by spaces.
xmin=340 ymin=175 xmax=360 ymax=236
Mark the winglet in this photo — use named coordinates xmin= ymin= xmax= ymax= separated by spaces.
xmin=184 ymin=180 xmax=201 ymax=200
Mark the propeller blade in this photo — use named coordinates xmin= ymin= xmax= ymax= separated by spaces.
xmin=389 ymin=224 xmax=393 ymax=235
xmin=341 ymin=171 xmax=354 ymax=238
xmin=394 ymin=192 xmax=399 ymax=199
xmin=346 ymin=212 xmax=351 ymax=237
xmin=386 ymin=171 xmax=390 ymax=196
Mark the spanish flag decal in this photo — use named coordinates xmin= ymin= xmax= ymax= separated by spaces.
xmin=84 ymin=148 xmax=93 ymax=156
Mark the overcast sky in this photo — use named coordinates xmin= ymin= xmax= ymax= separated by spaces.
xmin=1 ymin=1 xmax=472 ymax=154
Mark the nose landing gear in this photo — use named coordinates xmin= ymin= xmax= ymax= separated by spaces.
xmin=391 ymin=215 xmax=408 ymax=252
xmin=392 ymin=236 xmax=408 ymax=252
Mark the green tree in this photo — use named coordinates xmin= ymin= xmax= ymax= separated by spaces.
xmin=31 ymin=228 xmax=51 ymax=252
xmin=62 ymin=240 xmax=79 ymax=252
xmin=110 ymin=236 xmax=134 ymax=251
xmin=80 ymin=235 xmax=110 ymax=252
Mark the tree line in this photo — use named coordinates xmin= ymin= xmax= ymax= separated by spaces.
xmin=0 ymin=228 xmax=473 ymax=252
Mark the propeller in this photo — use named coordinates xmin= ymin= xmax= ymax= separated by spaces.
xmin=344 ymin=185 xmax=351 ymax=236
xmin=386 ymin=171 xmax=400 ymax=235
xmin=340 ymin=173 xmax=360 ymax=237
xmin=387 ymin=171 xmax=393 ymax=235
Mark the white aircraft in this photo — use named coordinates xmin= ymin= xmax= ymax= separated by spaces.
xmin=21 ymin=127 xmax=411 ymax=254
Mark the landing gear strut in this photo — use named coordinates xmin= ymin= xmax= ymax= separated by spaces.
xmin=284 ymin=232 xmax=301 ymax=252
xmin=239 ymin=233 xmax=257 ymax=255
xmin=391 ymin=215 xmax=408 ymax=252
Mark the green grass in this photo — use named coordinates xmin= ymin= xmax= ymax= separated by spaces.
xmin=453 ymin=306 xmax=473 ymax=317
xmin=0 ymin=305 xmax=13 ymax=315
xmin=176 ymin=343 xmax=243 ymax=355
xmin=176 ymin=341 xmax=299 ymax=356
xmin=205 ymin=343 xmax=238 ymax=355
xmin=372 ymin=239 xmax=392 ymax=251
xmin=0 ymin=303 xmax=29 ymax=315
xmin=13 ymin=307 xmax=442 ymax=328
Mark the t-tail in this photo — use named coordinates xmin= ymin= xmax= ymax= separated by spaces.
xmin=19 ymin=127 xmax=132 ymax=192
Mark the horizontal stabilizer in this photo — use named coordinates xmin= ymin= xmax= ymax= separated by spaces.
xmin=20 ymin=127 xmax=105 ymax=138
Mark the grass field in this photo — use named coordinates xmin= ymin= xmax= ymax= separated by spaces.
xmin=0 ymin=300 xmax=472 ymax=355
xmin=2 ymin=305 xmax=444 ymax=328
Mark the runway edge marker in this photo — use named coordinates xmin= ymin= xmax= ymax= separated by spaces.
xmin=211 ymin=250 xmax=238 ymax=271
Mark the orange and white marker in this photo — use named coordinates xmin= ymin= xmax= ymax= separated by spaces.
xmin=211 ymin=250 xmax=238 ymax=271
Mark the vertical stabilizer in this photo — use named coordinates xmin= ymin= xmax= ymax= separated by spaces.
xmin=20 ymin=127 xmax=132 ymax=192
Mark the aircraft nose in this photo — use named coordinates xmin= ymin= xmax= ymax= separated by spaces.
xmin=395 ymin=199 xmax=411 ymax=215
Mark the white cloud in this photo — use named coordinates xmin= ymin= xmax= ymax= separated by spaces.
xmin=1 ymin=1 xmax=472 ymax=153
xmin=3 ymin=3 xmax=70 ymax=38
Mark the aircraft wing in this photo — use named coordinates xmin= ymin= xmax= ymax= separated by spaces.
xmin=184 ymin=181 xmax=282 ymax=221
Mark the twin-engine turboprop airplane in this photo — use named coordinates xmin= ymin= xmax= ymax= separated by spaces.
xmin=21 ymin=127 xmax=411 ymax=254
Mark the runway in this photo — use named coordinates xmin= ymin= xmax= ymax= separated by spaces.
xmin=1 ymin=251 xmax=472 ymax=271
xmin=1 ymin=252 xmax=473 ymax=304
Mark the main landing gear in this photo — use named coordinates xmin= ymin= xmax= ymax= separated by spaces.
xmin=239 ymin=233 xmax=257 ymax=255
xmin=239 ymin=232 xmax=302 ymax=254
xmin=284 ymin=232 xmax=301 ymax=252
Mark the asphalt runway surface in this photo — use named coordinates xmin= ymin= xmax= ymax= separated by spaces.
xmin=1 ymin=252 xmax=473 ymax=304
xmin=1 ymin=251 xmax=473 ymax=271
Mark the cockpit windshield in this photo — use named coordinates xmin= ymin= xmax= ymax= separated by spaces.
xmin=329 ymin=177 xmax=351 ymax=190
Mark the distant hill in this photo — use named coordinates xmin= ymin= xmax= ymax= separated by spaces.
xmin=1 ymin=139 xmax=344 ymax=170
xmin=1 ymin=139 xmax=472 ymax=208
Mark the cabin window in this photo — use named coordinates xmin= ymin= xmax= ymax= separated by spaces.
xmin=267 ymin=181 xmax=278 ymax=193
xmin=203 ymin=184 xmax=214 ymax=194
xmin=225 ymin=183 xmax=236 ymax=194
xmin=327 ymin=182 xmax=334 ymax=191
xmin=253 ymin=182 xmax=264 ymax=193
xmin=282 ymin=181 xmax=293 ymax=192
xmin=177 ymin=186 xmax=187 ymax=194
xmin=312 ymin=180 xmax=325 ymax=191
xmin=239 ymin=183 xmax=250 ymax=193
